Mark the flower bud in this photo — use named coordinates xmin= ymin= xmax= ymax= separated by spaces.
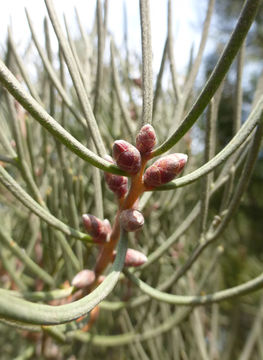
xmin=82 ymin=214 xmax=111 ymax=243
xmin=119 ymin=209 xmax=144 ymax=232
xmin=112 ymin=248 xmax=147 ymax=267
xmin=143 ymin=153 xmax=188 ymax=188
xmin=71 ymin=269 xmax=95 ymax=288
xmin=104 ymin=155 xmax=128 ymax=198
xmin=136 ymin=124 xmax=157 ymax=154
xmin=103 ymin=219 xmax=111 ymax=234
xmin=98 ymin=275 xmax=105 ymax=284
xmin=113 ymin=140 xmax=141 ymax=174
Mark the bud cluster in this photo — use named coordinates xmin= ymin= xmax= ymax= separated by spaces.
xmin=102 ymin=125 xmax=187 ymax=235
xmin=104 ymin=124 xmax=158 ymax=198
xmin=74 ymin=124 xmax=188 ymax=330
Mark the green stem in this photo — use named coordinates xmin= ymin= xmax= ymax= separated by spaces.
xmin=110 ymin=40 xmax=134 ymax=139
xmin=0 ymin=231 xmax=128 ymax=325
xmin=139 ymin=0 xmax=153 ymax=127
xmin=153 ymin=0 xmax=260 ymax=156
xmin=44 ymin=0 xmax=106 ymax=156
xmin=152 ymin=38 xmax=167 ymax=121
xmin=4 ymin=287 xmax=74 ymax=302
xmin=0 ymin=57 xmax=126 ymax=175
xmin=0 ymin=228 xmax=54 ymax=286
xmin=0 ymin=165 xmax=91 ymax=242
xmin=153 ymin=94 xmax=263 ymax=190
xmin=167 ymin=0 xmax=181 ymax=101
xmin=124 ymin=268 xmax=263 ymax=306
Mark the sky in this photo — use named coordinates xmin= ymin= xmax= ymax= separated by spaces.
xmin=0 ymin=0 xmax=205 ymax=76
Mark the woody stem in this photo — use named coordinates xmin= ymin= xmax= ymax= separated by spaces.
xmin=93 ymin=155 xmax=149 ymax=282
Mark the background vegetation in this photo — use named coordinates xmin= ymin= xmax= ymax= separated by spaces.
xmin=0 ymin=0 xmax=262 ymax=359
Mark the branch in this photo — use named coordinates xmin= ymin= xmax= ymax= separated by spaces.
xmin=0 ymin=58 xmax=126 ymax=175
xmin=153 ymin=0 xmax=260 ymax=156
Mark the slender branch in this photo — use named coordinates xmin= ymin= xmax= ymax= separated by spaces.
xmin=153 ymin=0 xmax=260 ymax=157
xmin=0 ymin=155 xmax=16 ymax=164
xmin=68 ymin=304 xmax=192 ymax=345
xmin=25 ymin=11 xmax=86 ymax=127
xmin=8 ymin=29 xmax=42 ymax=103
xmin=5 ymin=287 xmax=74 ymax=302
xmin=140 ymin=202 xmax=200 ymax=271
xmin=5 ymin=92 xmax=45 ymax=206
xmin=152 ymin=38 xmax=167 ymax=121
xmin=124 ymin=268 xmax=263 ymax=306
xmin=183 ymin=0 xmax=215 ymax=100
xmin=153 ymin=94 xmax=263 ymax=190
xmin=139 ymin=0 xmax=153 ymax=127
xmin=233 ymin=41 xmax=245 ymax=134
xmin=110 ymin=40 xmax=134 ymax=139
xmin=207 ymin=121 xmax=263 ymax=241
xmin=63 ymin=14 xmax=89 ymax=95
xmin=0 ymin=164 xmax=91 ymax=242
xmin=238 ymin=297 xmax=263 ymax=360
xmin=0 ymin=113 xmax=17 ymax=157
xmin=44 ymin=0 xmax=107 ymax=156
xmin=200 ymin=100 xmax=215 ymax=233
xmin=167 ymin=0 xmax=181 ymax=101
xmin=163 ymin=120 xmax=263 ymax=286
xmin=93 ymin=0 xmax=104 ymax=116
xmin=0 ymin=248 xmax=27 ymax=291
xmin=0 ymin=58 xmax=127 ymax=175
xmin=0 ymin=231 xmax=128 ymax=325
xmin=74 ymin=7 xmax=92 ymax=96
xmin=0 ymin=228 xmax=54 ymax=286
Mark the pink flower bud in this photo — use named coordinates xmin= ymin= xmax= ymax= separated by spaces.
xmin=136 ymin=124 xmax=157 ymax=154
xmin=119 ymin=209 xmax=144 ymax=232
xmin=103 ymin=219 xmax=111 ymax=234
xmin=104 ymin=155 xmax=128 ymax=198
xmin=71 ymin=269 xmax=95 ymax=288
xmin=113 ymin=140 xmax=141 ymax=174
xmin=98 ymin=275 xmax=105 ymax=284
xmin=112 ymin=248 xmax=147 ymax=267
xmin=143 ymin=153 xmax=188 ymax=188
xmin=82 ymin=214 xmax=111 ymax=243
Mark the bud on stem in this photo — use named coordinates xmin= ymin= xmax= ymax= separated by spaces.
xmin=143 ymin=153 xmax=188 ymax=188
xmin=112 ymin=248 xmax=148 ymax=267
xmin=119 ymin=209 xmax=144 ymax=232
xmin=113 ymin=140 xmax=141 ymax=174
xmin=136 ymin=124 xmax=157 ymax=154
xmin=71 ymin=269 xmax=95 ymax=288
xmin=82 ymin=214 xmax=111 ymax=243
xmin=104 ymin=155 xmax=128 ymax=198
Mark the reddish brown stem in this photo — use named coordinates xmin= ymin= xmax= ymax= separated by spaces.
xmin=93 ymin=155 xmax=149 ymax=280
xmin=93 ymin=209 xmax=121 ymax=277
xmin=80 ymin=305 xmax=100 ymax=332
xmin=73 ymin=155 xmax=151 ymax=332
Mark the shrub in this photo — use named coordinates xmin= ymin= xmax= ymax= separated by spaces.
xmin=0 ymin=0 xmax=262 ymax=358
